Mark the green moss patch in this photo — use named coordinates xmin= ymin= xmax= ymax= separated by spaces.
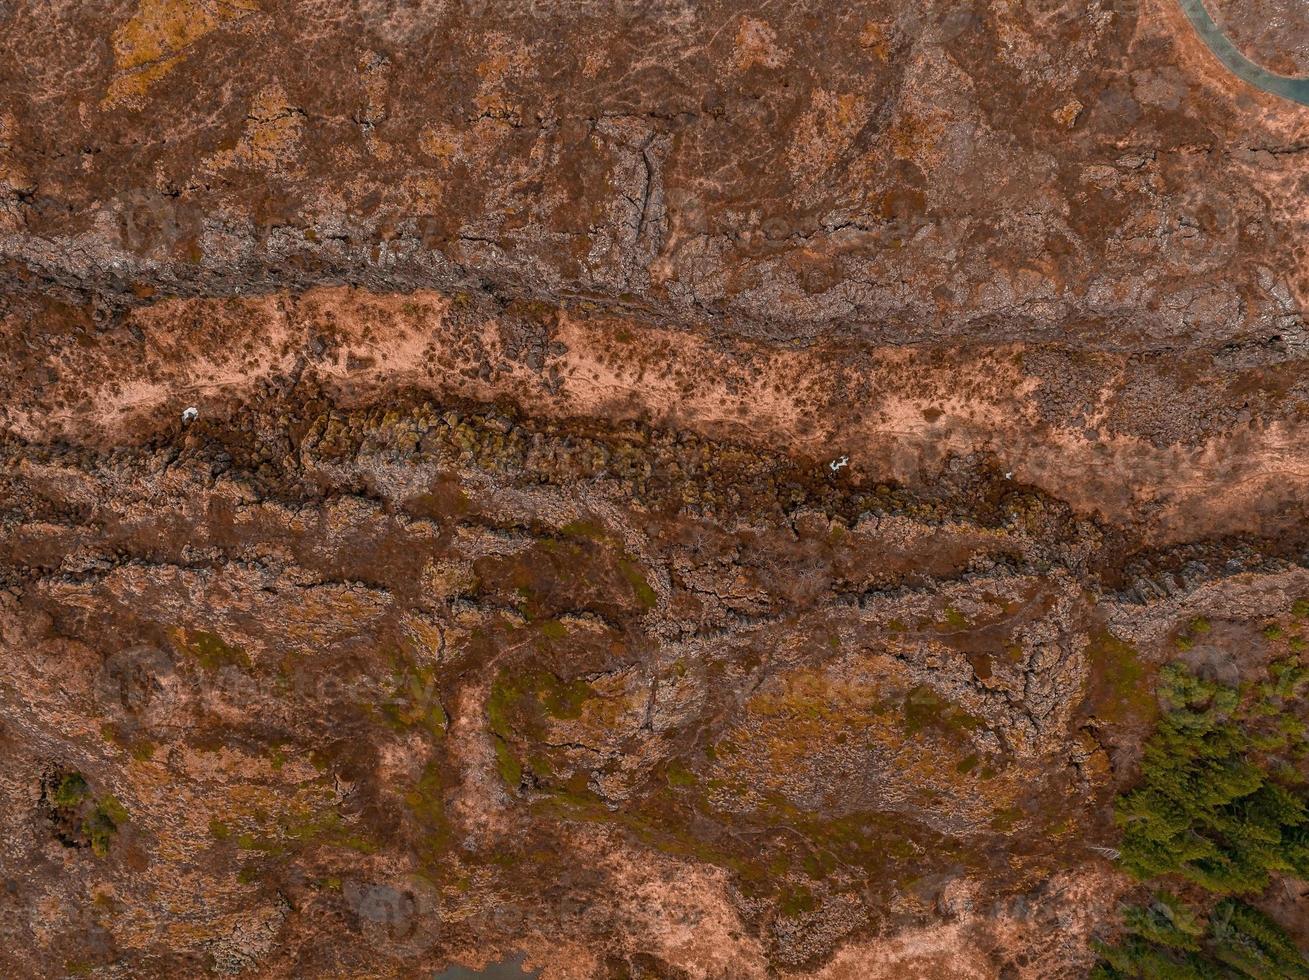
xmin=185 ymin=629 xmax=252 ymax=671
xmin=378 ymin=658 xmax=448 ymax=739
xmin=1083 ymin=630 xmax=1155 ymax=727
xmin=901 ymin=685 xmax=983 ymax=737
xmin=619 ymin=559 xmax=658 ymax=609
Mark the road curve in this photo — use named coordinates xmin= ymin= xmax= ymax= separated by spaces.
xmin=1178 ymin=0 xmax=1309 ymax=105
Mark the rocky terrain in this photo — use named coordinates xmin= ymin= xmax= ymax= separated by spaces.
xmin=1 ymin=0 xmax=1308 ymax=977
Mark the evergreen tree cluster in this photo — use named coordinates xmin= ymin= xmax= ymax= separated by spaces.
xmin=1094 ymin=659 xmax=1309 ymax=978
xmin=1094 ymin=893 xmax=1309 ymax=979
xmin=1117 ymin=661 xmax=1309 ymax=893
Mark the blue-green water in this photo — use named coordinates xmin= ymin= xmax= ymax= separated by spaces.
xmin=1177 ymin=0 xmax=1309 ymax=106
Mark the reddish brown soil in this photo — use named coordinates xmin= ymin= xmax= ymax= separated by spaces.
xmin=1 ymin=0 xmax=1308 ymax=977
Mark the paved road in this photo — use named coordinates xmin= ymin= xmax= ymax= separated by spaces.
xmin=1178 ymin=0 xmax=1309 ymax=106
